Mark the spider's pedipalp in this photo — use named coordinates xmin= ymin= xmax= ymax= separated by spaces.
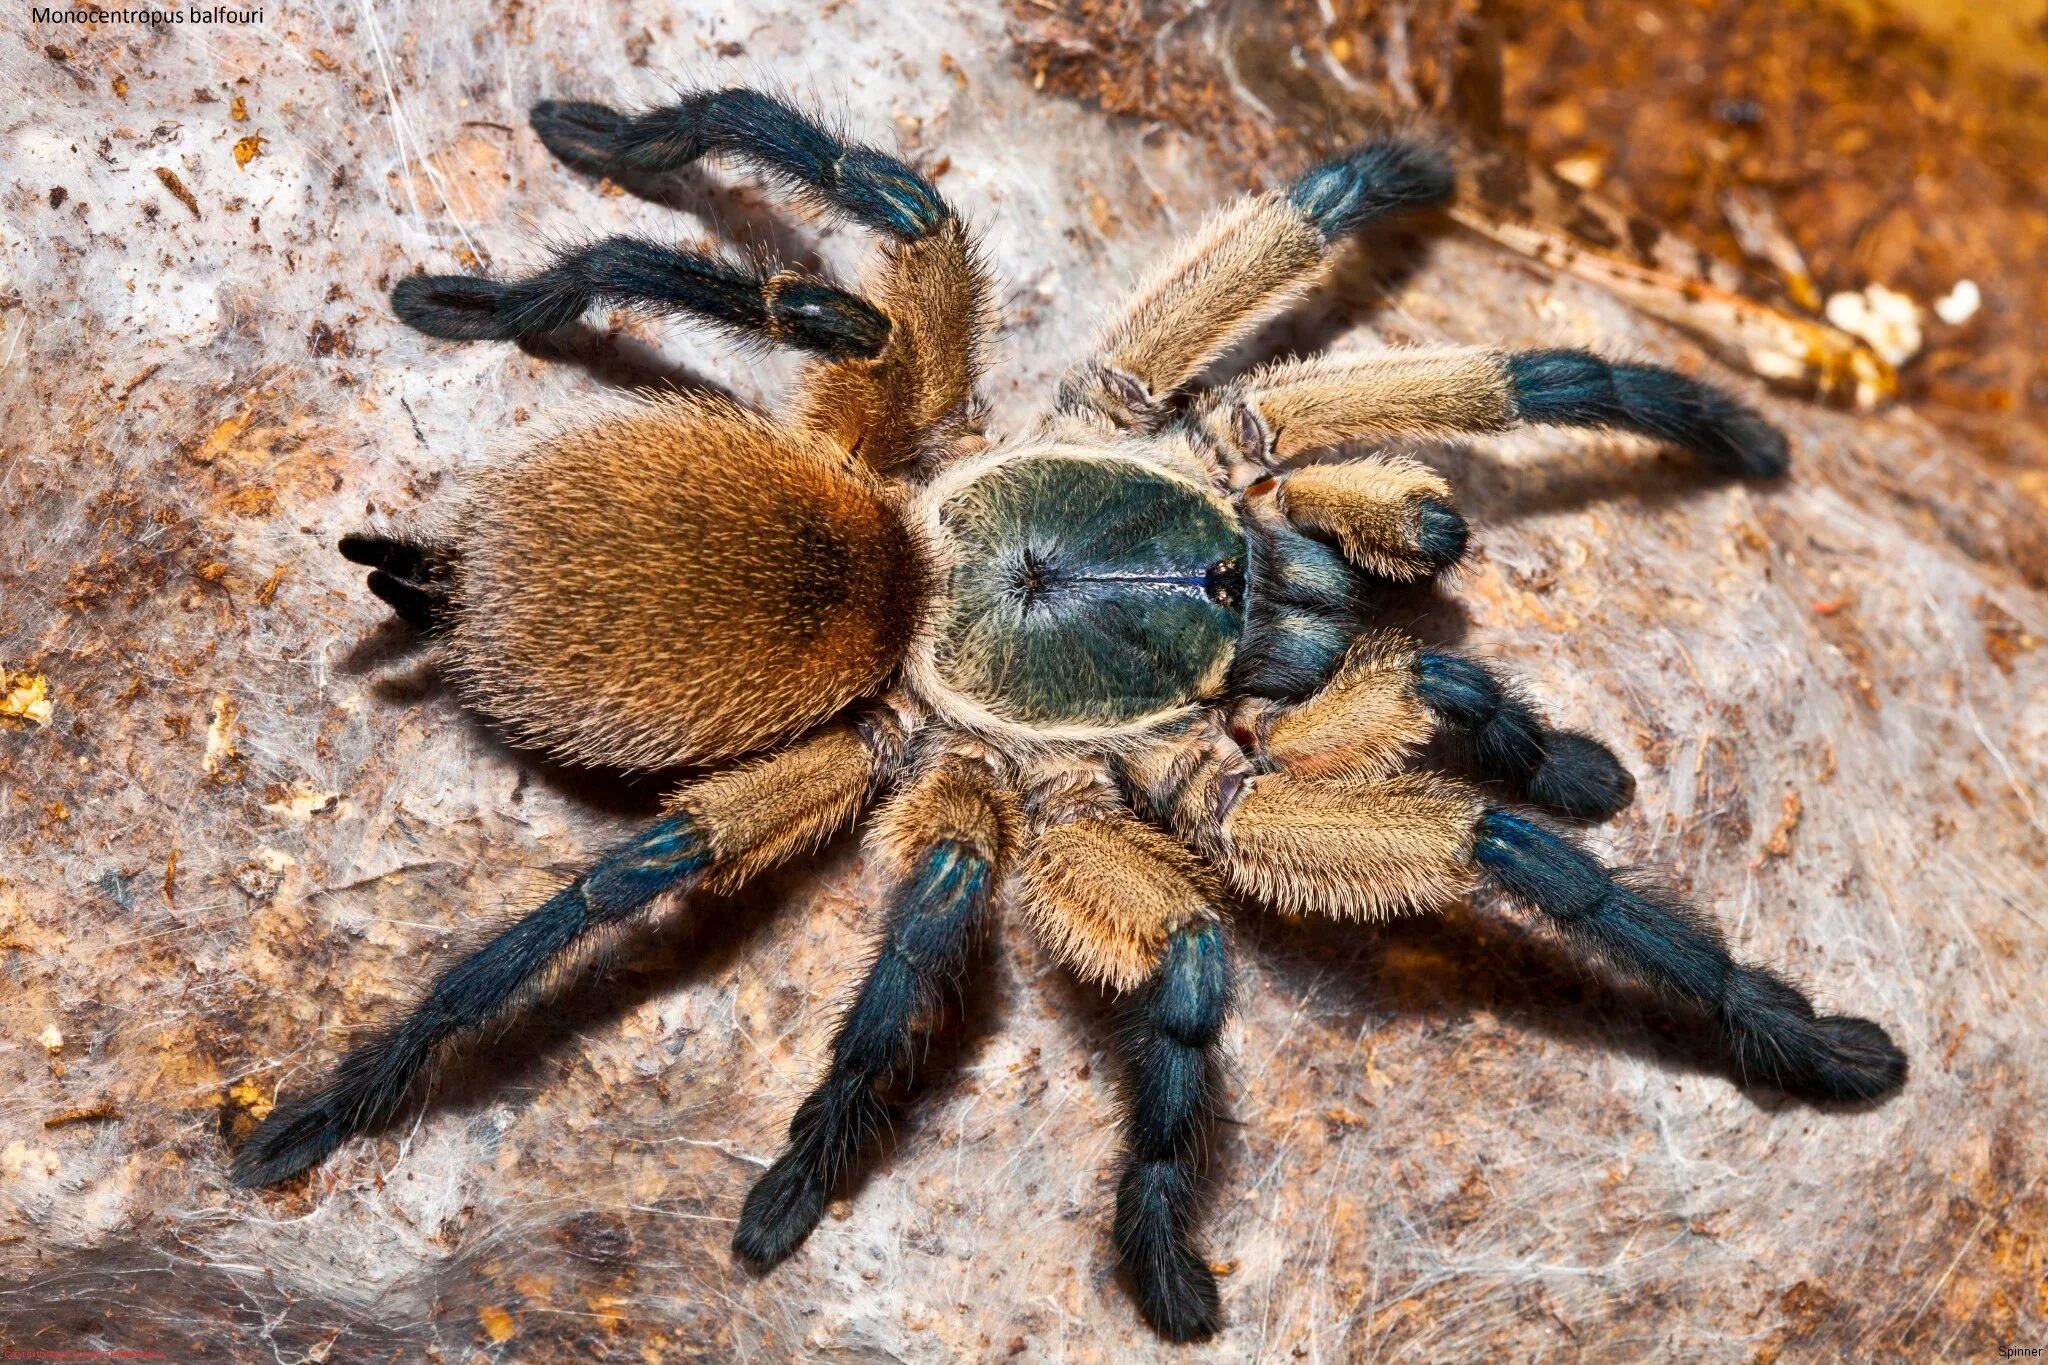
xmin=1472 ymin=810 xmax=1907 ymax=1100
xmin=1414 ymin=650 xmax=1636 ymax=820
xmin=232 ymin=723 xmax=893 ymax=1188
xmin=1061 ymin=135 xmax=1454 ymax=426
xmin=735 ymin=753 xmax=1016 ymax=1267
xmin=391 ymin=238 xmax=890 ymax=357
xmin=1114 ymin=919 xmax=1230 ymax=1343
xmin=1248 ymin=455 xmax=1469 ymax=583
xmin=1506 ymin=348 xmax=1790 ymax=479
xmin=1226 ymin=636 xmax=1635 ymax=820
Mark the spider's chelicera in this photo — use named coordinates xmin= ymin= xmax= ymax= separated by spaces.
xmin=233 ymin=88 xmax=1908 ymax=1341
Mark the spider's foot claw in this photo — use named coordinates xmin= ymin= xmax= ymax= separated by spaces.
xmin=732 ymin=1156 xmax=828 ymax=1267
xmin=392 ymin=274 xmax=522 ymax=341
xmin=529 ymin=99 xmax=631 ymax=169
xmin=1526 ymin=731 xmax=1635 ymax=821
xmin=1798 ymin=1014 xmax=1909 ymax=1101
xmin=230 ymin=1094 xmax=349 ymax=1188
xmin=1721 ymin=967 xmax=1908 ymax=1102
xmin=1716 ymin=406 xmax=1791 ymax=480
xmin=1131 ymin=1245 xmax=1222 ymax=1343
xmin=1290 ymin=137 xmax=1457 ymax=241
xmin=1116 ymin=1159 xmax=1223 ymax=1341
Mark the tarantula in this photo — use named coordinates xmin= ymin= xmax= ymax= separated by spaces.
xmin=233 ymin=87 xmax=1908 ymax=1340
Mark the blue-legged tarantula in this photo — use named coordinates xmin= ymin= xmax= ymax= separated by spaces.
xmin=234 ymin=87 xmax=1907 ymax=1341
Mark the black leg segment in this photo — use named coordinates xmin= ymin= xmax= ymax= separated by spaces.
xmin=1505 ymin=348 xmax=1790 ymax=478
xmin=530 ymin=89 xmax=951 ymax=241
xmin=391 ymin=237 xmax=889 ymax=357
xmin=1287 ymin=136 xmax=1456 ymax=241
xmin=733 ymin=837 xmax=994 ymax=1267
xmin=1472 ymin=810 xmax=1907 ymax=1101
xmin=1416 ymin=651 xmax=1635 ymax=820
xmin=231 ymin=814 xmax=712 ymax=1187
xmin=1413 ymin=496 xmax=1471 ymax=572
xmin=1114 ymin=919 xmax=1230 ymax=1343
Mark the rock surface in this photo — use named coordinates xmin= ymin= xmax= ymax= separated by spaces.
xmin=3 ymin=1 xmax=2043 ymax=1359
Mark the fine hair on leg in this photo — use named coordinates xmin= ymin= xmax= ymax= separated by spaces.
xmin=231 ymin=813 xmax=711 ymax=1186
xmin=530 ymin=88 xmax=952 ymax=240
xmin=1506 ymin=348 xmax=1790 ymax=478
xmin=734 ymin=755 xmax=1014 ymax=1265
xmin=1112 ymin=917 xmax=1231 ymax=1342
xmin=1471 ymin=809 xmax=1907 ymax=1100
xmin=732 ymin=835 xmax=996 ymax=1264
xmin=391 ymin=237 xmax=889 ymax=356
xmin=1414 ymin=650 xmax=1635 ymax=820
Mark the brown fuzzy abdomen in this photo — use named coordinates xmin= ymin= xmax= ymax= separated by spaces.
xmin=442 ymin=397 xmax=926 ymax=768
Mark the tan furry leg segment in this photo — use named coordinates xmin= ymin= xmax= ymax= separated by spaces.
xmin=1123 ymin=720 xmax=1479 ymax=921
xmin=1017 ymin=739 xmax=1222 ymax=995
xmin=675 ymin=711 xmax=911 ymax=894
xmin=1060 ymin=138 xmax=1456 ymax=427
xmin=1197 ymin=349 xmax=1509 ymax=581
xmin=1205 ymin=348 xmax=1516 ymax=461
xmin=233 ymin=717 xmax=906 ymax=1188
xmin=735 ymin=746 xmax=1018 ymax=1266
xmin=796 ymin=218 xmax=996 ymax=471
xmin=1242 ymin=458 xmax=1466 ymax=582
xmin=1203 ymin=344 xmax=1791 ymax=478
xmin=1228 ymin=639 xmax=1437 ymax=783
xmin=1219 ymin=772 xmax=1482 ymax=919
xmin=1062 ymin=194 xmax=1329 ymax=424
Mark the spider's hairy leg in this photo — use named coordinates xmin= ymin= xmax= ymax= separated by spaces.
xmin=734 ymin=751 xmax=1017 ymax=1267
xmin=1114 ymin=919 xmax=1231 ymax=1343
xmin=1061 ymin=137 xmax=1454 ymax=427
xmin=391 ymin=238 xmax=889 ymax=358
xmin=1013 ymin=761 xmax=1230 ymax=1340
xmin=1230 ymin=637 xmax=1634 ymax=820
xmin=790 ymin=214 xmax=993 ymax=470
xmin=1205 ymin=345 xmax=1788 ymax=481
xmin=1409 ymin=650 xmax=1634 ymax=819
xmin=1129 ymin=730 xmax=1907 ymax=1100
xmin=527 ymin=86 xmax=991 ymax=469
xmin=1505 ymin=348 xmax=1790 ymax=479
xmin=231 ymin=720 xmax=898 ymax=1188
xmin=338 ymin=532 xmax=454 ymax=633
xmin=530 ymin=88 xmax=950 ymax=240
xmin=1472 ymin=810 xmax=1908 ymax=1100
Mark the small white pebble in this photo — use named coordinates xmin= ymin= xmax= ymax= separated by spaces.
xmin=39 ymin=1024 xmax=63 ymax=1053
xmin=1933 ymin=278 xmax=1981 ymax=326
xmin=1825 ymin=283 xmax=1923 ymax=367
